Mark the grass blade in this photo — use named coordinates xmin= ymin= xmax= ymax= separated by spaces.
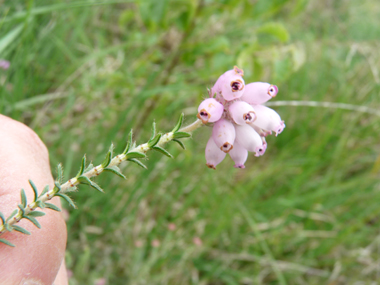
xmin=0 ymin=24 xmax=23 ymax=56
xmin=3 ymin=1 xmax=139 ymax=23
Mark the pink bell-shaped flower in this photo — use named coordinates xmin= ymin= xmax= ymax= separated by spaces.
xmin=250 ymin=105 xmax=285 ymax=136
xmin=256 ymin=137 xmax=267 ymax=157
xmin=229 ymin=142 xmax=248 ymax=168
xmin=234 ymin=124 xmax=264 ymax=156
xmin=212 ymin=118 xmax=235 ymax=153
xmin=240 ymin=82 xmax=278 ymax=105
xmin=229 ymin=101 xmax=256 ymax=125
xmin=211 ymin=66 xmax=245 ymax=101
xmin=197 ymin=98 xmax=224 ymax=124
xmin=250 ymin=123 xmax=272 ymax=137
xmin=205 ymin=135 xmax=226 ymax=169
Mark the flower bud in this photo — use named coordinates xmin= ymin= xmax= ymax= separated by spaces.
xmin=197 ymin=98 xmax=224 ymax=124
xmin=229 ymin=142 xmax=248 ymax=168
xmin=234 ymin=124 xmax=264 ymax=156
xmin=205 ymin=135 xmax=226 ymax=169
xmin=211 ymin=66 xmax=245 ymax=101
xmin=250 ymin=105 xmax=285 ymax=136
xmin=212 ymin=119 xmax=235 ymax=153
xmin=256 ymin=137 xmax=267 ymax=157
xmin=229 ymin=101 xmax=256 ymax=125
xmin=240 ymin=82 xmax=278 ymax=105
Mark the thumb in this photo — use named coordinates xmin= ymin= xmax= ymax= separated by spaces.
xmin=0 ymin=115 xmax=67 ymax=285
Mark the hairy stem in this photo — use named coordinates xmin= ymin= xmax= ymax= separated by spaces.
xmin=0 ymin=118 xmax=202 ymax=241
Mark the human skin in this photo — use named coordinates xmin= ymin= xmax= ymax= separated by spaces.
xmin=0 ymin=115 xmax=68 ymax=285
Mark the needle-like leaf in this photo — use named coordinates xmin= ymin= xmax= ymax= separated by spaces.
xmin=29 ymin=180 xmax=38 ymax=202
xmin=172 ymin=113 xmax=184 ymax=132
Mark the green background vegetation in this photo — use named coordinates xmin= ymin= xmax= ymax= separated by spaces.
xmin=1 ymin=0 xmax=380 ymax=284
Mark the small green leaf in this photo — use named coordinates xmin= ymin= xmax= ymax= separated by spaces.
xmin=39 ymin=185 xmax=50 ymax=197
xmin=56 ymin=193 xmax=77 ymax=209
xmin=0 ymin=238 xmax=15 ymax=247
xmin=123 ymin=130 xmax=133 ymax=154
xmin=36 ymin=200 xmax=46 ymax=209
xmin=6 ymin=210 xmax=18 ymax=223
xmin=172 ymin=113 xmax=184 ymax=132
xmin=4 ymin=223 xmax=12 ymax=232
xmin=23 ymin=215 xmax=41 ymax=229
xmin=153 ymin=146 xmax=173 ymax=158
xmin=83 ymin=163 xmax=94 ymax=173
xmin=20 ymin=189 xmax=27 ymax=208
xmin=89 ymin=181 xmax=103 ymax=193
xmin=123 ymin=142 xmax=130 ymax=155
xmin=12 ymin=225 xmax=31 ymax=235
xmin=101 ymin=144 xmax=114 ymax=168
xmin=57 ymin=163 xmax=64 ymax=183
xmin=150 ymin=121 xmax=156 ymax=140
xmin=17 ymin=204 xmax=25 ymax=215
xmin=256 ymin=22 xmax=290 ymax=43
xmin=102 ymin=151 xmax=112 ymax=168
xmin=45 ymin=203 xmax=61 ymax=212
xmin=104 ymin=166 xmax=126 ymax=179
xmin=77 ymin=176 xmax=104 ymax=193
xmin=126 ymin=152 xmax=147 ymax=159
xmin=172 ymin=139 xmax=185 ymax=149
xmin=27 ymin=211 xmax=46 ymax=217
xmin=148 ymin=133 xmax=162 ymax=148
xmin=127 ymin=158 xmax=147 ymax=169
xmin=29 ymin=180 xmax=38 ymax=202
xmin=76 ymin=155 xmax=87 ymax=177
xmin=77 ymin=175 xmax=91 ymax=184
xmin=54 ymin=182 xmax=61 ymax=193
xmin=0 ymin=212 xmax=5 ymax=224
xmin=172 ymin=132 xmax=191 ymax=139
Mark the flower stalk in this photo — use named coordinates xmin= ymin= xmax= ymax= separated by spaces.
xmin=0 ymin=114 xmax=200 ymax=247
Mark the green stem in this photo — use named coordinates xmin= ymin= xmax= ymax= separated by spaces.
xmin=0 ymin=117 xmax=203 ymax=241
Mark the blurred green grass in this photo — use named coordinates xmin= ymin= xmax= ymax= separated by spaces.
xmin=1 ymin=0 xmax=380 ymax=284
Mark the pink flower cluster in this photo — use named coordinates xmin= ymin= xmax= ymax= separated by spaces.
xmin=198 ymin=66 xmax=285 ymax=169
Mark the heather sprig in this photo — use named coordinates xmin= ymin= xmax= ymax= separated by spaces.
xmin=0 ymin=66 xmax=286 ymax=247
xmin=0 ymin=114 xmax=202 ymax=247
xmin=200 ymin=66 xmax=285 ymax=169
